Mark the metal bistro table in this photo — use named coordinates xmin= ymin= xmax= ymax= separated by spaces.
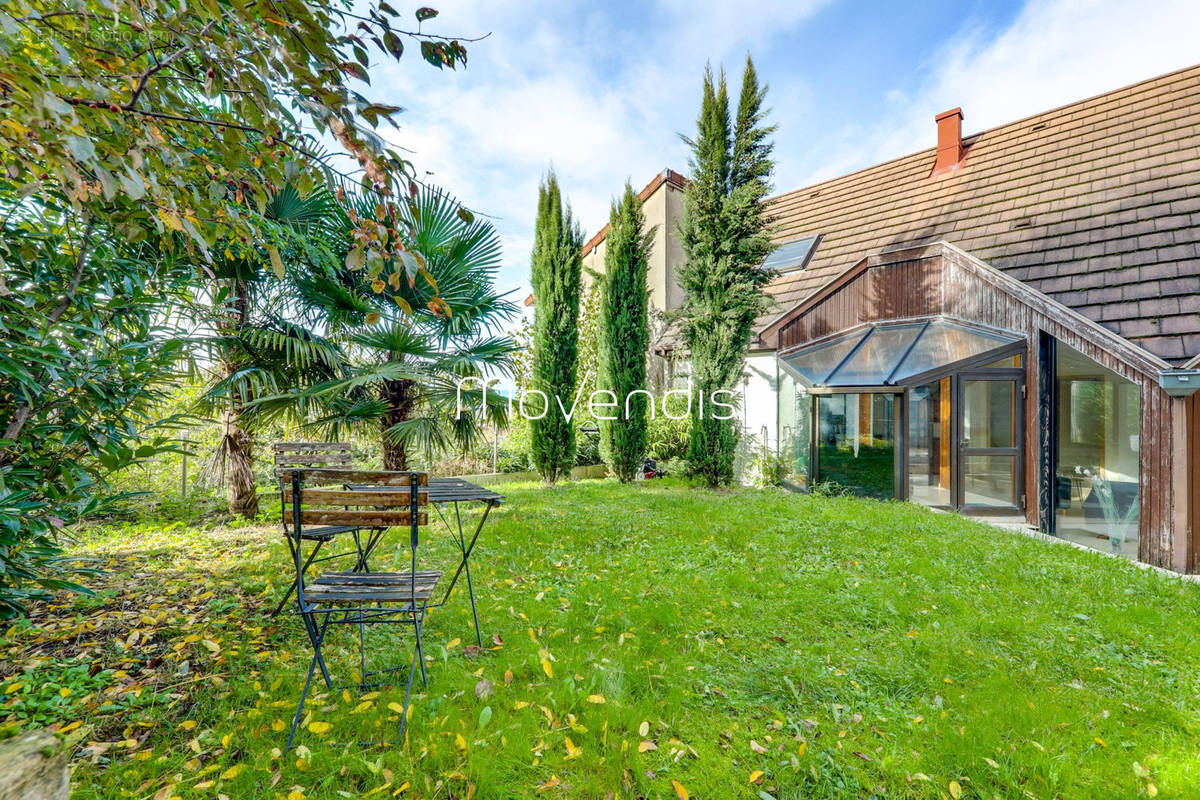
xmin=348 ymin=476 xmax=504 ymax=647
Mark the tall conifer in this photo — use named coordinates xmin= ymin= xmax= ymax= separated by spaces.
xmin=598 ymin=183 xmax=654 ymax=482
xmin=529 ymin=171 xmax=584 ymax=483
xmin=676 ymin=57 xmax=776 ymax=487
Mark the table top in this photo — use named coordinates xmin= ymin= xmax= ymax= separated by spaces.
xmin=347 ymin=477 xmax=505 ymax=505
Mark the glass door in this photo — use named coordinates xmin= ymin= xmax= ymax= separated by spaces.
xmin=954 ymin=372 xmax=1024 ymax=514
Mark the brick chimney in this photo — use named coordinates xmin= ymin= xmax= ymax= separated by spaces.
xmin=932 ymin=107 xmax=965 ymax=176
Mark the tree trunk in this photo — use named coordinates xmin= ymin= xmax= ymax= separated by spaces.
xmin=219 ymin=279 xmax=257 ymax=518
xmin=223 ymin=408 xmax=258 ymax=518
xmin=381 ymin=378 xmax=416 ymax=471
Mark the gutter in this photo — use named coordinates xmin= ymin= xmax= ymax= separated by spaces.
xmin=1159 ymin=369 xmax=1200 ymax=397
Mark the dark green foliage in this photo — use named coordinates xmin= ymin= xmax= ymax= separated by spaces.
xmin=248 ymin=187 xmax=518 ymax=471
xmin=598 ymin=184 xmax=654 ymax=482
xmin=676 ymin=57 xmax=776 ymax=487
xmin=528 ymin=172 xmax=584 ymax=483
xmin=0 ymin=197 xmax=190 ymax=616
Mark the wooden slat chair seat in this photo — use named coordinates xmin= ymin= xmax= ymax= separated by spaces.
xmin=282 ymin=468 xmax=436 ymax=750
xmin=305 ymin=570 xmax=442 ymax=607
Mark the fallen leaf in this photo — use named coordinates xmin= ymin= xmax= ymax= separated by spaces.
xmin=749 ymin=770 xmax=764 ymax=784
xmin=541 ymin=659 xmax=554 ymax=678
xmin=476 ymin=679 xmax=493 ymax=699
xmin=750 ymin=739 xmax=768 ymax=754
xmin=949 ymin=780 xmax=962 ymax=799
xmin=307 ymin=721 xmax=332 ymax=735
xmin=564 ymin=736 xmax=581 ymax=759
xmin=587 ymin=694 xmax=605 ymax=704
xmin=638 ymin=740 xmax=657 ymax=752
xmin=671 ymin=779 xmax=689 ymax=799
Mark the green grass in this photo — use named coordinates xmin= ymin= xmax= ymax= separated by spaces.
xmin=3 ymin=478 xmax=1200 ymax=798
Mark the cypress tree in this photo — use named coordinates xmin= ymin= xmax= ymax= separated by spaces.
xmin=598 ymin=183 xmax=654 ymax=482
xmin=529 ymin=171 xmax=584 ymax=484
xmin=676 ymin=57 xmax=776 ymax=487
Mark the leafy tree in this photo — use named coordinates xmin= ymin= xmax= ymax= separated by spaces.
xmin=676 ymin=57 xmax=776 ymax=488
xmin=528 ymin=172 xmax=584 ymax=484
xmin=0 ymin=1 xmax=473 ymax=268
xmin=252 ymin=187 xmax=518 ymax=471
xmin=597 ymin=184 xmax=653 ymax=482
xmin=0 ymin=196 xmax=190 ymax=615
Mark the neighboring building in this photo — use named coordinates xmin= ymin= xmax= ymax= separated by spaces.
xmin=585 ymin=64 xmax=1200 ymax=571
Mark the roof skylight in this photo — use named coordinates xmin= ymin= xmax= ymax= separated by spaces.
xmin=762 ymin=235 xmax=820 ymax=273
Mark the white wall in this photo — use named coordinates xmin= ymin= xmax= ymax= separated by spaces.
xmin=740 ymin=351 xmax=779 ymax=449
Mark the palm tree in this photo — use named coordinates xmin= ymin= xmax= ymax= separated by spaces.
xmin=254 ymin=187 xmax=518 ymax=470
xmin=195 ymin=185 xmax=347 ymax=517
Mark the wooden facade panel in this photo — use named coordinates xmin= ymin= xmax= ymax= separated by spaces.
xmin=773 ymin=243 xmax=1185 ymax=570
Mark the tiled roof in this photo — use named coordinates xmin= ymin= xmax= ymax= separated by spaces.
xmin=757 ymin=64 xmax=1200 ymax=366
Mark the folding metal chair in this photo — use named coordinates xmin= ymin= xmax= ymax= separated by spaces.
xmin=282 ymin=467 xmax=437 ymax=749
xmin=270 ymin=443 xmax=384 ymax=616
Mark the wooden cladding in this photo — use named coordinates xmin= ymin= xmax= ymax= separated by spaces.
xmin=776 ymin=258 xmax=942 ymax=351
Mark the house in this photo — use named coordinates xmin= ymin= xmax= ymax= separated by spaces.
xmin=581 ymin=64 xmax=1200 ymax=571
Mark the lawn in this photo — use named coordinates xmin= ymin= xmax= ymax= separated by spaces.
xmin=3 ymin=478 xmax=1199 ymax=799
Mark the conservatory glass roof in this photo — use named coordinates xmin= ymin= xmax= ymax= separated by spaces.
xmin=779 ymin=319 xmax=1021 ymax=387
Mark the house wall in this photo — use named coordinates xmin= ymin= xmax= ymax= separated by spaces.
xmin=767 ymin=243 xmax=1188 ymax=570
xmin=581 ymin=179 xmax=686 ymax=316
xmin=741 ymin=352 xmax=779 ymax=448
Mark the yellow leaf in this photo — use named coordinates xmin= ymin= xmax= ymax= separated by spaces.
xmin=268 ymin=246 xmax=285 ymax=278
xmin=353 ymin=700 xmax=373 ymax=713
xmin=179 ymin=720 xmax=197 ymax=730
xmin=564 ymin=736 xmax=581 ymax=759
xmin=447 ymin=638 xmax=461 ymax=650
xmin=58 ymin=687 xmax=72 ymax=697
xmin=948 ymin=780 xmax=962 ymax=799
xmin=797 ymin=740 xmax=807 ymax=757
xmin=671 ymin=779 xmax=689 ymax=800
xmin=388 ymin=702 xmax=405 ymax=714
xmin=157 ymin=209 xmax=183 ymax=232
xmin=287 ymin=792 xmax=306 ymax=800
xmin=536 ymin=776 xmax=560 ymax=793
xmin=393 ymin=782 xmax=410 ymax=795
xmin=748 ymin=770 xmax=764 ymax=784
xmin=638 ymin=721 xmax=650 ymax=737
xmin=343 ymin=690 xmax=353 ymax=704
xmin=271 ymin=719 xmax=286 ymax=732
xmin=586 ymin=694 xmax=605 ymax=704
xmin=295 ymin=757 xmax=309 ymax=771
xmin=455 ymin=733 xmax=467 ymax=751
xmin=1147 ymin=784 xmax=1158 ymax=797
xmin=983 ymin=757 xmax=999 ymax=768
xmin=541 ymin=659 xmax=554 ymax=678
xmin=365 ymin=312 xmax=381 ymax=325
xmin=638 ymin=740 xmax=657 ymax=752
xmin=220 ymin=765 xmax=242 ymax=781
xmin=1094 ymin=736 xmax=1107 ymax=748
xmin=307 ymin=721 xmax=332 ymax=735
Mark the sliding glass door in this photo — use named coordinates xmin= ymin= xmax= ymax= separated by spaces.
xmin=954 ymin=372 xmax=1024 ymax=513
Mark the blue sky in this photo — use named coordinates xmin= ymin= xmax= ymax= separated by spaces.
xmin=366 ymin=0 xmax=1200 ymax=305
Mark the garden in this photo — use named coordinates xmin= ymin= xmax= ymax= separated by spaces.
xmin=3 ymin=1 xmax=1200 ymax=798
xmin=6 ymin=481 xmax=1200 ymax=798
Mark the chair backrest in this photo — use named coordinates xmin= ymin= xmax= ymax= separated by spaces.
xmin=281 ymin=468 xmax=430 ymax=608
xmin=281 ymin=468 xmax=429 ymax=533
xmin=273 ymin=442 xmax=353 ymax=469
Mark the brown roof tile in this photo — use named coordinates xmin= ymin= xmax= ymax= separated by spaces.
xmin=758 ymin=64 xmax=1200 ymax=365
